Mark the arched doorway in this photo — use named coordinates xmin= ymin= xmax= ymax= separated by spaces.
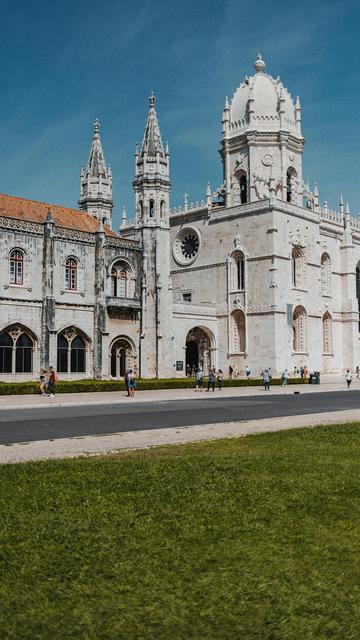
xmin=185 ymin=327 xmax=214 ymax=374
xmin=186 ymin=340 xmax=198 ymax=372
xmin=110 ymin=337 xmax=135 ymax=378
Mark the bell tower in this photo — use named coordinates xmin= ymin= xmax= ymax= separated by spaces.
xmin=79 ymin=119 xmax=113 ymax=228
xmin=133 ymin=94 xmax=173 ymax=378
xmin=220 ymin=55 xmax=305 ymax=207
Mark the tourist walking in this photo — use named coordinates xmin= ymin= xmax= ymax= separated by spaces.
xmin=356 ymin=366 xmax=359 ymax=380
xmin=124 ymin=370 xmax=130 ymax=397
xmin=196 ymin=368 xmax=204 ymax=391
xmin=217 ymin=369 xmax=223 ymax=390
xmin=207 ymin=369 xmax=215 ymax=392
xmin=127 ymin=370 xmax=136 ymax=397
xmin=245 ymin=365 xmax=251 ymax=379
xmin=263 ymin=369 xmax=270 ymax=391
xmin=282 ymin=369 xmax=289 ymax=386
xmin=47 ymin=366 xmax=57 ymax=397
xmin=346 ymin=369 xmax=353 ymax=389
xmin=228 ymin=365 xmax=233 ymax=379
xmin=38 ymin=369 xmax=48 ymax=396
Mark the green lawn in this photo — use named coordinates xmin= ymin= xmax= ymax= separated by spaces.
xmin=1 ymin=424 xmax=360 ymax=639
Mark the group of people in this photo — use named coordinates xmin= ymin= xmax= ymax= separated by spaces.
xmin=38 ymin=366 xmax=58 ymax=397
xmin=195 ymin=367 xmax=223 ymax=391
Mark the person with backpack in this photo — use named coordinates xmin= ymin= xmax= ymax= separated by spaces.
xmin=48 ymin=366 xmax=58 ymax=397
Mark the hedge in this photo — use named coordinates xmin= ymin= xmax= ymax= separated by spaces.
xmin=0 ymin=377 xmax=309 ymax=396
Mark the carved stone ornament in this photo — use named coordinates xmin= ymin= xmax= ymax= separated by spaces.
xmin=233 ymin=296 xmax=243 ymax=309
xmin=262 ymin=153 xmax=273 ymax=167
xmin=234 ymin=234 xmax=241 ymax=250
xmin=8 ymin=326 xmax=22 ymax=341
xmin=63 ymin=327 xmax=78 ymax=342
xmin=289 ymin=228 xmax=308 ymax=248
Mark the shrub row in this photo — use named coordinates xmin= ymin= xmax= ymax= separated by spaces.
xmin=0 ymin=376 xmax=309 ymax=395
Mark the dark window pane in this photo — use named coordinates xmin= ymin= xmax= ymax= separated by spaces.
xmin=57 ymin=348 xmax=68 ymax=372
xmin=15 ymin=347 xmax=32 ymax=373
xmin=0 ymin=332 xmax=12 ymax=347
xmin=0 ymin=347 xmax=12 ymax=373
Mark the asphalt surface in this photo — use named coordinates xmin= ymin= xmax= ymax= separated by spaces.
xmin=0 ymin=390 xmax=360 ymax=445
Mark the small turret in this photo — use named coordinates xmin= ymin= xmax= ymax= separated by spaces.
xmin=79 ymin=119 xmax=113 ymax=228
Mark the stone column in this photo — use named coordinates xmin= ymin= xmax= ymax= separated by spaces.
xmin=41 ymin=210 xmax=56 ymax=369
xmin=93 ymin=221 xmax=107 ymax=379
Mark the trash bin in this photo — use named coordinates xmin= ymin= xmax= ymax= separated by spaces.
xmin=314 ymin=371 xmax=320 ymax=384
xmin=309 ymin=373 xmax=314 ymax=384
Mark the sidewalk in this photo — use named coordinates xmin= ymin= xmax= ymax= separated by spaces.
xmin=0 ymin=375 xmax=356 ymax=410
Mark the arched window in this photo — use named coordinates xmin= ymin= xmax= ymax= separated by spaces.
xmin=322 ymin=312 xmax=332 ymax=354
xmin=57 ymin=334 xmax=68 ymax=373
xmin=149 ymin=199 xmax=155 ymax=218
xmin=233 ymin=171 xmax=247 ymax=206
xmin=70 ymin=336 xmax=86 ymax=373
xmin=9 ymin=250 xmax=24 ymax=285
xmin=15 ymin=333 xmax=33 ymax=373
xmin=231 ymin=310 xmax=246 ymax=353
xmin=230 ymin=252 xmax=245 ymax=291
xmin=65 ymin=258 xmax=78 ymax=291
xmin=0 ymin=331 xmax=13 ymax=373
xmin=111 ymin=262 xmax=129 ymax=298
xmin=292 ymin=246 xmax=305 ymax=289
xmin=321 ymin=253 xmax=331 ymax=296
xmin=293 ymin=305 xmax=307 ymax=353
xmin=240 ymin=174 xmax=247 ymax=204
xmin=57 ymin=331 xmax=87 ymax=373
xmin=287 ymin=167 xmax=297 ymax=203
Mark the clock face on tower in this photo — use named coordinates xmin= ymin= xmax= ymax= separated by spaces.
xmin=173 ymin=227 xmax=201 ymax=265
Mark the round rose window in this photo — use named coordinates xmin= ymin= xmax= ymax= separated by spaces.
xmin=173 ymin=227 xmax=200 ymax=265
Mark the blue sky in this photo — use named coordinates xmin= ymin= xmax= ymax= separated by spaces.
xmin=0 ymin=0 xmax=359 ymax=228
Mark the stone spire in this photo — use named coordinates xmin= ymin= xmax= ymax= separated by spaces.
xmin=133 ymin=94 xmax=170 ymax=226
xmin=140 ymin=93 xmax=165 ymax=158
xmin=79 ymin=119 xmax=113 ymax=228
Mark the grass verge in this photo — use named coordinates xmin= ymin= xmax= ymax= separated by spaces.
xmin=1 ymin=423 xmax=359 ymax=639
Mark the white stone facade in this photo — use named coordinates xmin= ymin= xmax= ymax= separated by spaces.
xmin=1 ymin=55 xmax=359 ymax=380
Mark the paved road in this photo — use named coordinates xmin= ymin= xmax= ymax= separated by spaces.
xmin=1 ymin=390 xmax=360 ymax=445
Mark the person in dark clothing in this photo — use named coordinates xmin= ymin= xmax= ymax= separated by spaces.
xmin=207 ymin=370 xmax=215 ymax=391
xmin=217 ymin=369 xmax=223 ymax=390
xmin=48 ymin=366 xmax=57 ymax=397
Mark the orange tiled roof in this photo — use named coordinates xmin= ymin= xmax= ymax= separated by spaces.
xmin=0 ymin=193 xmax=119 ymax=237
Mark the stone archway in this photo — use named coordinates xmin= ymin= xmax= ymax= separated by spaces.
xmin=185 ymin=327 xmax=214 ymax=374
xmin=110 ymin=337 xmax=136 ymax=378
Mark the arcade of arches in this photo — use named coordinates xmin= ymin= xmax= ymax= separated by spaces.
xmin=185 ymin=327 xmax=213 ymax=373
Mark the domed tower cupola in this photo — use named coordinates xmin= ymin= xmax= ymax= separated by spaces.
xmin=220 ymin=55 xmax=304 ymax=207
